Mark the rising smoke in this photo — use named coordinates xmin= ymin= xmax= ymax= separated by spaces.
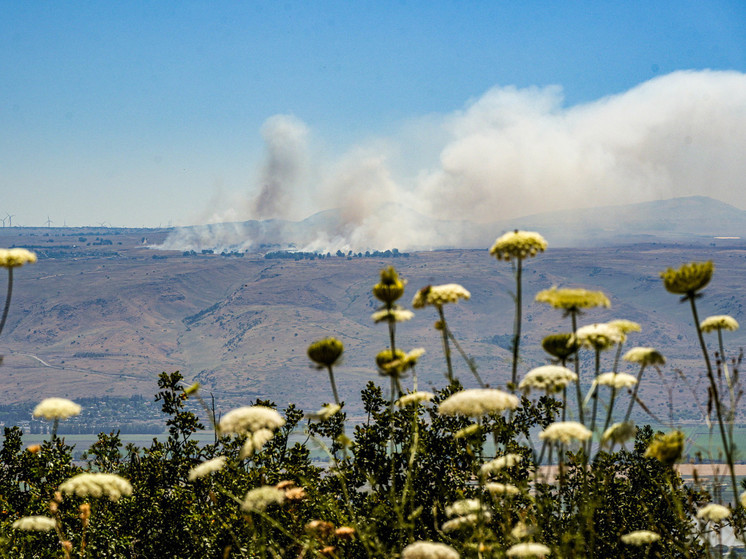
xmin=158 ymin=70 xmax=746 ymax=253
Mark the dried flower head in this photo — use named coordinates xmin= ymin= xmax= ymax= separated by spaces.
xmin=412 ymin=284 xmax=470 ymax=309
xmin=306 ymin=519 xmax=335 ymax=539
xmin=396 ymin=391 xmax=435 ymax=407
xmin=660 ymin=261 xmax=714 ymax=296
xmin=697 ymin=503 xmax=731 ymax=523
xmin=621 ymin=531 xmax=661 ymax=546
xmin=700 ymin=315 xmax=739 ymax=333
xmin=307 ymin=337 xmax=344 ymax=368
xmin=623 ymin=347 xmax=666 ymax=367
xmin=335 ymin=526 xmax=356 ymax=539
xmin=11 ymin=516 xmax=56 ymax=531
xmin=602 ymin=422 xmax=636 ymax=445
xmin=485 ymin=482 xmax=520 ymax=496
xmin=188 ymin=456 xmax=227 ymax=481
xmin=644 ymin=430 xmax=684 ymax=465
xmin=573 ymin=323 xmax=624 ymax=351
xmin=480 ymin=454 xmax=523 ymax=477
xmin=308 ymin=403 xmax=341 ymax=421
xmin=535 ymin=286 xmax=610 ymax=311
xmin=0 ymin=248 xmax=37 ymax=268
xmin=505 ymin=542 xmax=551 ymax=557
xmin=541 ymin=333 xmax=579 ymax=360
xmin=371 ymin=307 xmax=414 ymax=324
xmin=539 ymin=421 xmax=592 ymax=444
xmin=595 ymin=372 xmax=638 ymax=390
xmin=241 ymin=486 xmax=285 ymax=513
xmin=27 ymin=444 xmax=42 ymax=454
xmin=519 ymin=365 xmax=577 ymax=394
xmin=33 ymin=398 xmax=82 ymax=420
xmin=218 ymin=406 xmax=285 ymax=436
xmin=490 ymin=230 xmax=547 ymax=261
xmin=402 ymin=541 xmax=460 ymax=559
xmin=438 ymin=389 xmax=519 ymax=417
xmin=372 ymin=266 xmax=406 ymax=304
xmin=60 ymin=473 xmax=133 ymax=501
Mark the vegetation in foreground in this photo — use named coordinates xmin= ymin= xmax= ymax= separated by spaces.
xmin=0 ymin=238 xmax=744 ymax=558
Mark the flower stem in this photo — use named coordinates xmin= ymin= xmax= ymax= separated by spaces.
xmin=571 ymin=311 xmax=585 ymax=425
xmin=0 ymin=268 xmax=13 ymax=338
xmin=624 ymin=364 xmax=646 ymax=423
xmin=510 ymin=258 xmax=523 ymax=388
xmin=327 ymin=365 xmax=340 ymax=406
xmin=437 ymin=306 xmax=454 ymax=383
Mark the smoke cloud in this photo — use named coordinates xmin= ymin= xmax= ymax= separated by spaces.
xmin=160 ymin=70 xmax=746 ymax=253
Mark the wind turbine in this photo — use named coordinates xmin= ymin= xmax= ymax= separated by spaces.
xmin=45 ymin=216 xmax=53 ymax=228
xmin=6 ymin=214 xmax=14 ymax=227
xmin=0 ymin=216 xmax=5 ymax=228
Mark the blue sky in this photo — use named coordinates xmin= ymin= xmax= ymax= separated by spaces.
xmin=2 ymin=1 xmax=746 ymax=228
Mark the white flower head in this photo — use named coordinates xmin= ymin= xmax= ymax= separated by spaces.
xmin=441 ymin=513 xmax=490 ymax=532
xmin=402 ymin=541 xmax=460 ymax=559
xmin=445 ymin=499 xmax=482 ymax=517
xmin=308 ymin=403 xmax=341 ymax=421
xmin=480 ymin=453 xmax=523 ymax=477
xmin=241 ymin=486 xmax=285 ymax=513
xmin=59 ymin=473 xmax=133 ymax=501
xmin=188 ymin=456 xmax=227 ymax=481
xmin=12 ymin=516 xmax=56 ymax=531
xmin=700 ymin=315 xmax=740 ymax=333
xmin=519 ymin=365 xmax=577 ymax=394
xmin=396 ymin=391 xmax=435 ymax=407
xmin=539 ymin=421 xmax=592 ymax=444
xmin=412 ymin=284 xmax=470 ymax=309
xmin=33 ymin=398 xmax=82 ymax=420
xmin=371 ymin=307 xmax=414 ymax=323
xmin=623 ymin=347 xmax=666 ymax=367
xmin=697 ymin=503 xmax=731 ymax=523
xmin=505 ymin=542 xmax=551 ymax=557
xmin=485 ymin=482 xmax=521 ymax=496
xmin=490 ymin=230 xmax=547 ymax=261
xmin=218 ymin=406 xmax=285 ymax=436
xmin=602 ymin=422 xmax=636 ymax=446
xmin=0 ymin=248 xmax=37 ymax=268
xmin=573 ymin=323 xmax=625 ymax=351
xmin=240 ymin=428 xmax=275 ymax=459
xmin=438 ymin=389 xmax=519 ymax=418
xmin=595 ymin=372 xmax=638 ymax=390
xmin=621 ymin=530 xmax=661 ymax=546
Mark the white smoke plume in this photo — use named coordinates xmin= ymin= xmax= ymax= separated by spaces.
xmin=159 ymin=70 xmax=746 ymax=253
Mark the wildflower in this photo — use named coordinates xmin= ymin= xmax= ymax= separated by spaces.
xmin=377 ymin=347 xmax=425 ymax=376
xmin=218 ymin=406 xmax=285 ymax=435
xmin=307 ymin=337 xmax=344 ymax=367
xmin=32 ymin=398 xmax=82 ymax=420
xmin=623 ymin=347 xmax=666 ymax=367
xmin=412 ymin=284 xmax=470 ymax=309
xmin=700 ymin=315 xmax=740 ymax=333
xmin=539 ymin=422 xmax=592 ymax=444
xmin=27 ymin=444 xmax=41 ymax=453
xmin=371 ymin=307 xmax=414 ymax=323
xmin=490 ymin=230 xmax=547 ymax=261
xmin=644 ymin=430 xmax=684 ymax=465
xmin=602 ymin=422 xmax=636 ymax=445
xmin=11 ymin=516 xmax=56 ymax=531
xmin=595 ymin=372 xmax=638 ymax=390
xmin=372 ymin=266 xmax=406 ymax=304
xmin=485 ymin=482 xmax=520 ymax=496
xmin=480 ymin=454 xmax=523 ymax=476
xmin=78 ymin=503 xmax=90 ymax=527
xmin=660 ymin=261 xmax=714 ymax=296
xmin=184 ymin=382 xmax=200 ymax=395
xmin=573 ymin=323 xmax=624 ymax=351
xmin=240 ymin=428 xmax=275 ymax=458
xmin=335 ymin=526 xmax=356 ymax=539
xmin=396 ymin=391 xmax=434 ymax=407
xmin=441 ymin=513 xmax=488 ymax=532
xmin=454 ymin=424 xmax=481 ymax=439
xmin=511 ymin=522 xmax=534 ymax=540
xmin=519 ymin=365 xmax=577 ymax=393
xmin=541 ymin=333 xmax=579 ymax=360
xmin=438 ymin=389 xmax=519 ymax=417
xmin=535 ymin=286 xmax=610 ymax=311
xmin=505 ymin=542 xmax=551 ymax=557
xmin=188 ymin=456 xmax=227 ymax=481
xmin=284 ymin=486 xmax=307 ymax=501
xmin=308 ymin=403 xmax=341 ymax=421
xmin=402 ymin=541 xmax=460 ymax=559
xmin=59 ymin=473 xmax=133 ymax=501
xmin=697 ymin=503 xmax=731 ymax=522
xmin=306 ymin=519 xmax=335 ymax=539
xmin=446 ymin=499 xmax=481 ymax=517
xmin=0 ymin=248 xmax=37 ymax=268
xmin=621 ymin=530 xmax=661 ymax=546
xmin=241 ymin=486 xmax=285 ymax=513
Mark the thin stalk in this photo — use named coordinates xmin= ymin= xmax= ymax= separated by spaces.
xmin=327 ymin=364 xmax=340 ymax=407
xmin=446 ymin=327 xmax=485 ymax=387
xmin=589 ymin=349 xmax=601 ymax=438
xmin=570 ymin=311 xmax=584 ymax=425
xmin=510 ymin=258 xmax=523 ymax=388
xmin=717 ymin=328 xmax=737 ymax=444
xmin=437 ymin=306 xmax=454 ymax=383
xmin=624 ymin=364 xmax=646 ymax=423
xmin=602 ymin=387 xmax=618 ymax=436
xmin=0 ymin=268 xmax=13 ymax=338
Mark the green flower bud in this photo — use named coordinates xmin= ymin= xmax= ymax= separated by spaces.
xmin=307 ymin=338 xmax=344 ymax=367
xmin=541 ymin=333 xmax=579 ymax=360
xmin=372 ymin=266 xmax=406 ymax=304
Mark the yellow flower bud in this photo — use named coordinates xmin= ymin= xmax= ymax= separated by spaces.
xmin=307 ymin=338 xmax=344 ymax=367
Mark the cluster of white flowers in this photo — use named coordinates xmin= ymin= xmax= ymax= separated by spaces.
xmin=479 ymin=454 xmax=523 ymax=477
xmin=401 ymin=541 xmax=460 ymax=559
xmin=60 ymin=473 xmax=133 ymax=501
xmin=241 ymin=486 xmax=285 ymax=513
xmin=700 ymin=314 xmax=740 ymax=333
xmin=573 ymin=323 xmax=625 ymax=351
xmin=485 ymin=482 xmax=520 ymax=496
xmin=623 ymin=347 xmax=666 ymax=367
xmin=188 ymin=456 xmax=227 ymax=481
xmin=594 ymin=372 xmax=638 ymax=390
xmin=505 ymin=542 xmax=551 ymax=557
xmin=412 ymin=284 xmax=471 ymax=309
xmin=620 ymin=530 xmax=661 ymax=546
xmin=539 ymin=422 xmax=592 ymax=444
xmin=371 ymin=308 xmax=414 ymax=323
xmin=240 ymin=428 xmax=275 ymax=458
xmin=490 ymin=230 xmax=547 ymax=261
xmin=0 ymin=248 xmax=37 ymax=268
xmin=607 ymin=319 xmax=641 ymax=334
xmin=438 ymin=389 xmax=519 ymax=417
xmin=218 ymin=406 xmax=285 ymax=435
xmin=396 ymin=391 xmax=435 ymax=407
xmin=441 ymin=499 xmax=491 ymax=532
xmin=601 ymin=422 xmax=636 ymax=445
xmin=519 ymin=365 xmax=577 ymax=393
xmin=308 ymin=403 xmax=341 ymax=421
xmin=32 ymin=398 xmax=82 ymax=420
xmin=11 ymin=516 xmax=56 ymax=531
xmin=697 ymin=503 xmax=731 ymax=522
